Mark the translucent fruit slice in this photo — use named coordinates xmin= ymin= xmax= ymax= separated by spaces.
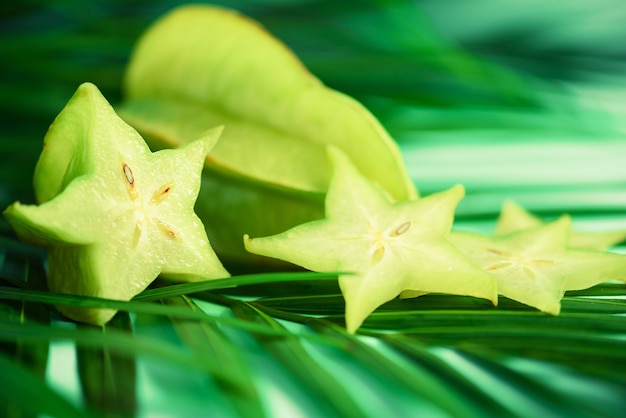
xmin=450 ymin=216 xmax=626 ymax=314
xmin=496 ymin=200 xmax=626 ymax=250
xmin=3 ymin=82 xmax=229 ymax=325
xmin=244 ymin=147 xmax=496 ymax=333
xmin=119 ymin=5 xmax=417 ymax=265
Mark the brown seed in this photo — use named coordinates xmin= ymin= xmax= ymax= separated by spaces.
xmin=151 ymin=183 xmax=174 ymax=205
xmin=394 ymin=221 xmax=412 ymax=236
xmin=156 ymin=220 xmax=178 ymax=239
xmin=123 ymin=163 xmax=134 ymax=185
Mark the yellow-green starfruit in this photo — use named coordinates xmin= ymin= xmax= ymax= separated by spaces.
xmin=118 ymin=5 xmax=416 ymax=267
xmin=244 ymin=147 xmax=496 ymax=333
xmin=450 ymin=216 xmax=626 ymax=314
xmin=3 ymin=82 xmax=229 ymax=325
xmin=496 ymin=200 xmax=626 ymax=250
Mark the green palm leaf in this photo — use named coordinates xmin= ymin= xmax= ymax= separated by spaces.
xmin=228 ymin=298 xmax=370 ymax=417
xmin=76 ymin=313 xmax=137 ymax=418
xmin=1 ymin=0 xmax=625 ymax=417
xmin=0 ymin=351 xmax=91 ymax=418
xmin=164 ymin=295 xmax=265 ymax=418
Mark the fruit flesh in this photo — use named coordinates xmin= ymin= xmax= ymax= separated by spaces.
xmin=3 ymin=83 xmax=229 ymax=325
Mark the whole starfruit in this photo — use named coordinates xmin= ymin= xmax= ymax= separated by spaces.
xmin=119 ymin=5 xmax=417 ymax=267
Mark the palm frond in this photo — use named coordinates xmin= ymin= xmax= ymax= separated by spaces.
xmin=1 ymin=0 xmax=625 ymax=417
xmin=164 ymin=296 xmax=266 ymax=418
xmin=76 ymin=313 xmax=137 ymax=418
xmin=0 ymin=350 xmax=91 ymax=418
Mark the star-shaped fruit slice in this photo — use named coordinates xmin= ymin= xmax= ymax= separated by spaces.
xmin=449 ymin=216 xmax=626 ymax=314
xmin=3 ymin=82 xmax=229 ymax=325
xmin=244 ymin=147 xmax=497 ymax=333
xmin=495 ymin=200 xmax=626 ymax=250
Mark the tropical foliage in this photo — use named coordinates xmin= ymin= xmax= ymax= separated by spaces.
xmin=1 ymin=1 xmax=625 ymax=417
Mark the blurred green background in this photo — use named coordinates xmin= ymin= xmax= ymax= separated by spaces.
xmin=1 ymin=1 xmax=626 ymax=417
xmin=3 ymin=0 xmax=626 ymax=217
